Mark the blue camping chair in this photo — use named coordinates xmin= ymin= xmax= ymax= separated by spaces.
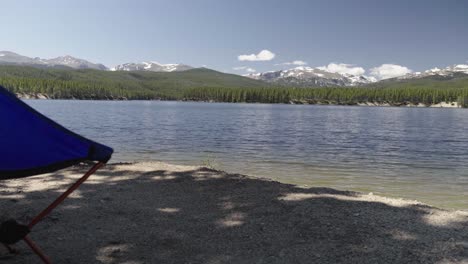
xmin=0 ymin=86 xmax=113 ymax=263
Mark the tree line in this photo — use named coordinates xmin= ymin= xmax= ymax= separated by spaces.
xmin=1 ymin=65 xmax=467 ymax=107
xmin=0 ymin=76 xmax=160 ymax=100
xmin=183 ymin=86 xmax=468 ymax=107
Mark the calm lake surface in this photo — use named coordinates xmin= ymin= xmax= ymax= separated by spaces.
xmin=26 ymin=100 xmax=468 ymax=210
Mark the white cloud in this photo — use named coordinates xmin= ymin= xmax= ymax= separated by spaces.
xmin=233 ymin=66 xmax=256 ymax=73
xmin=318 ymin=63 xmax=365 ymax=76
xmin=276 ymin=60 xmax=307 ymax=66
xmin=238 ymin=49 xmax=275 ymax=61
xmin=370 ymin=64 xmax=412 ymax=80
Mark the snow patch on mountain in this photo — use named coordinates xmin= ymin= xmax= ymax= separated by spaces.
xmin=398 ymin=64 xmax=468 ymax=79
xmin=111 ymin=61 xmax=193 ymax=72
xmin=248 ymin=63 xmax=468 ymax=87
xmin=246 ymin=66 xmax=376 ymax=87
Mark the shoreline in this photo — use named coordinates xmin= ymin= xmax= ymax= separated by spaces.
xmin=1 ymin=161 xmax=467 ymax=263
xmin=18 ymin=93 xmax=464 ymax=108
xmin=110 ymin=162 xmax=467 ymax=212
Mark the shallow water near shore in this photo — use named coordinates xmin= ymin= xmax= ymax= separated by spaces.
xmin=26 ymin=100 xmax=468 ymax=210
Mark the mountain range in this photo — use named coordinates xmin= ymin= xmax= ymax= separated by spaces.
xmin=245 ymin=64 xmax=468 ymax=87
xmin=245 ymin=66 xmax=376 ymax=87
xmin=111 ymin=62 xmax=193 ymax=72
xmin=0 ymin=51 xmax=191 ymax=73
xmin=397 ymin=64 xmax=468 ymax=80
xmin=1 ymin=51 xmax=468 ymax=87
xmin=0 ymin=51 xmax=107 ymax=70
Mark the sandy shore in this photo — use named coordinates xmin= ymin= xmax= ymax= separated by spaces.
xmin=1 ymin=162 xmax=467 ymax=263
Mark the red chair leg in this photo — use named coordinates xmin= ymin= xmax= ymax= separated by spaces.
xmin=23 ymin=236 xmax=51 ymax=264
xmin=24 ymin=162 xmax=105 ymax=263
xmin=29 ymin=162 xmax=104 ymax=229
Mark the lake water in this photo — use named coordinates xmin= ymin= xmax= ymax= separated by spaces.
xmin=26 ymin=100 xmax=468 ymax=210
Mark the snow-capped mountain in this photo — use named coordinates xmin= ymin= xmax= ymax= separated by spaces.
xmin=247 ymin=63 xmax=468 ymax=87
xmin=246 ymin=66 xmax=376 ymax=87
xmin=398 ymin=64 xmax=468 ymax=80
xmin=111 ymin=62 xmax=193 ymax=72
xmin=43 ymin=55 xmax=107 ymax=70
xmin=0 ymin=51 xmax=194 ymax=72
xmin=0 ymin=51 xmax=108 ymax=70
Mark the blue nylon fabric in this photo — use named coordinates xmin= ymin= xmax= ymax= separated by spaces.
xmin=0 ymin=86 xmax=113 ymax=178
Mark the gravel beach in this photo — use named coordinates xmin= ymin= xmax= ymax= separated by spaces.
xmin=1 ymin=162 xmax=467 ymax=264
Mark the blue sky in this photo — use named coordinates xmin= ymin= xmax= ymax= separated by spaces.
xmin=1 ymin=0 xmax=467 ymax=77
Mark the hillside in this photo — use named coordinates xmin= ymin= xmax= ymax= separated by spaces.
xmin=185 ymin=75 xmax=468 ymax=106
xmin=1 ymin=65 xmax=468 ymax=107
xmin=0 ymin=65 xmax=269 ymax=99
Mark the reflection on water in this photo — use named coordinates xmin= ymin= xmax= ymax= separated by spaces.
xmin=27 ymin=100 xmax=468 ymax=210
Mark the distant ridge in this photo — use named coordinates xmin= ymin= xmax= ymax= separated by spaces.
xmin=0 ymin=51 xmax=196 ymax=73
xmin=246 ymin=64 xmax=468 ymax=87
xmin=111 ymin=61 xmax=193 ymax=72
xmin=246 ymin=66 xmax=376 ymax=87
xmin=0 ymin=51 xmax=107 ymax=70
xmin=1 ymin=50 xmax=468 ymax=87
